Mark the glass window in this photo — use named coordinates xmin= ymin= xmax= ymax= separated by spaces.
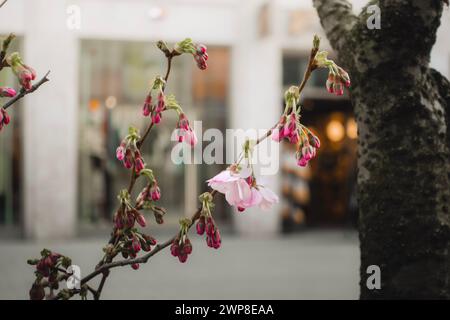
xmin=280 ymin=53 xmax=357 ymax=231
xmin=78 ymin=40 xmax=230 ymax=226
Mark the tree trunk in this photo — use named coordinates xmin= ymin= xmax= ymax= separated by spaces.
xmin=313 ymin=0 xmax=450 ymax=299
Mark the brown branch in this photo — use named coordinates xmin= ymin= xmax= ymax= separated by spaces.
xmin=0 ymin=0 xmax=8 ymax=9
xmin=2 ymin=71 xmax=51 ymax=110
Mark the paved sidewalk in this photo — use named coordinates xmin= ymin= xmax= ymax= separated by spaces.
xmin=0 ymin=230 xmax=359 ymax=299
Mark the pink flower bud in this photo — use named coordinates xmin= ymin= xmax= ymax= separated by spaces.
xmin=197 ymin=44 xmax=207 ymax=54
xmin=135 ymin=158 xmax=145 ymax=173
xmin=126 ymin=213 xmax=135 ymax=228
xmin=237 ymin=206 xmax=245 ymax=212
xmin=134 ymin=151 xmax=145 ymax=173
xmin=288 ymin=131 xmax=300 ymax=144
xmin=178 ymin=253 xmax=188 ymax=263
xmin=271 ymin=128 xmax=284 ymax=142
xmin=178 ymin=113 xmax=190 ymax=130
xmin=131 ymin=263 xmax=140 ymax=270
xmin=151 ymin=112 xmax=161 ymax=124
xmin=116 ymin=146 xmax=125 ymax=161
xmin=132 ymin=238 xmax=141 ymax=253
xmin=196 ymin=218 xmax=205 ymax=235
xmin=135 ymin=213 xmax=146 ymax=227
xmin=183 ymin=241 xmax=192 ymax=255
xmin=150 ymin=183 xmax=161 ymax=201
xmin=142 ymin=103 xmax=151 ymax=117
xmin=185 ymin=130 xmax=198 ymax=147
xmin=170 ymin=240 xmax=180 ymax=257
xmin=0 ymin=87 xmax=16 ymax=98
xmin=309 ymin=133 xmax=321 ymax=148
xmin=297 ymin=157 xmax=308 ymax=167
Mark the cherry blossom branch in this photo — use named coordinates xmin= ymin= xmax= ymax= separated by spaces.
xmin=90 ymin=50 xmax=178 ymax=300
xmin=76 ymin=47 xmax=323 ymax=284
xmin=30 ymin=35 xmax=351 ymax=300
xmin=1 ymin=32 xmax=50 ymax=132
xmin=2 ymin=71 xmax=50 ymax=110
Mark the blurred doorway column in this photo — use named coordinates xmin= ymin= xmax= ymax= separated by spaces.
xmin=230 ymin=1 xmax=281 ymax=236
xmin=22 ymin=0 xmax=78 ymax=239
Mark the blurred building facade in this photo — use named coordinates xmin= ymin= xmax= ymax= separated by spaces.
xmin=0 ymin=0 xmax=449 ymax=239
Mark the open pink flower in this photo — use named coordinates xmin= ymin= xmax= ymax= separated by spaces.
xmin=207 ymin=166 xmax=278 ymax=211
xmin=207 ymin=165 xmax=252 ymax=207
xmin=235 ymin=184 xmax=279 ymax=212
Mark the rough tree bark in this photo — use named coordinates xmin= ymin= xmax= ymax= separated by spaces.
xmin=313 ymin=0 xmax=450 ymax=299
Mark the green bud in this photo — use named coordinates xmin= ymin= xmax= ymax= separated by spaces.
xmin=156 ymin=40 xmax=171 ymax=56
xmin=27 ymin=259 xmax=39 ymax=265
xmin=313 ymin=35 xmax=320 ymax=50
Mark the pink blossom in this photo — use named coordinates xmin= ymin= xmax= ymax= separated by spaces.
xmin=150 ymin=182 xmax=161 ymax=201
xmin=135 ymin=213 xmax=147 ymax=228
xmin=0 ymin=108 xmax=10 ymax=131
xmin=0 ymin=87 xmax=16 ymax=98
xmin=134 ymin=151 xmax=145 ymax=173
xmin=194 ymin=44 xmax=208 ymax=70
xmin=175 ymin=113 xmax=197 ymax=147
xmin=207 ymin=166 xmax=278 ymax=211
xmin=142 ymin=95 xmax=152 ymax=117
xmin=16 ymin=65 xmax=36 ymax=90
xmin=207 ymin=166 xmax=252 ymax=206
xmin=116 ymin=144 xmax=125 ymax=161
xmin=234 ymin=185 xmax=279 ymax=211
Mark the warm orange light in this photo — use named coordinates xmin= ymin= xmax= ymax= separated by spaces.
xmin=89 ymin=99 xmax=100 ymax=111
xmin=326 ymin=119 xmax=345 ymax=142
xmin=346 ymin=118 xmax=358 ymax=139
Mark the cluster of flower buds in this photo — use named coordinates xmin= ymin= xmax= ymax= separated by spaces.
xmin=116 ymin=126 xmax=146 ymax=173
xmin=120 ymin=232 xmax=157 ymax=270
xmin=314 ymin=51 xmax=350 ymax=96
xmin=142 ymin=76 xmax=166 ymax=125
xmin=296 ymin=131 xmax=321 ymax=167
xmin=170 ymin=218 xmax=193 ymax=263
xmin=196 ymin=192 xmax=221 ymax=249
xmin=0 ymin=87 xmax=16 ymax=98
xmin=114 ymin=189 xmax=147 ymax=230
xmin=0 ymin=108 xmax=10 ymax=131
xmin=175 ymin=112 xmax=197 ymax=146
xmin=27 ymin=249 xmax=72 ymax=300
xmin=137 ymin=180 xmax=161 ymax=204
xmin=271 ymin=86 xmax=321 ymax=167
xmin=194 ymin=44 xmax=208 ymax=70
xmin=6 ymin=52 xmax=37 ymax=90
xmin=174 ymin=38 xmax=208 ymax=70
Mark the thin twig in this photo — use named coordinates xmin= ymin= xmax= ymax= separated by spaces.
xmin=0 ymin=0 xmax=8 ymax=9
xmin=2 ymin=71 xmax=51 ymax=110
